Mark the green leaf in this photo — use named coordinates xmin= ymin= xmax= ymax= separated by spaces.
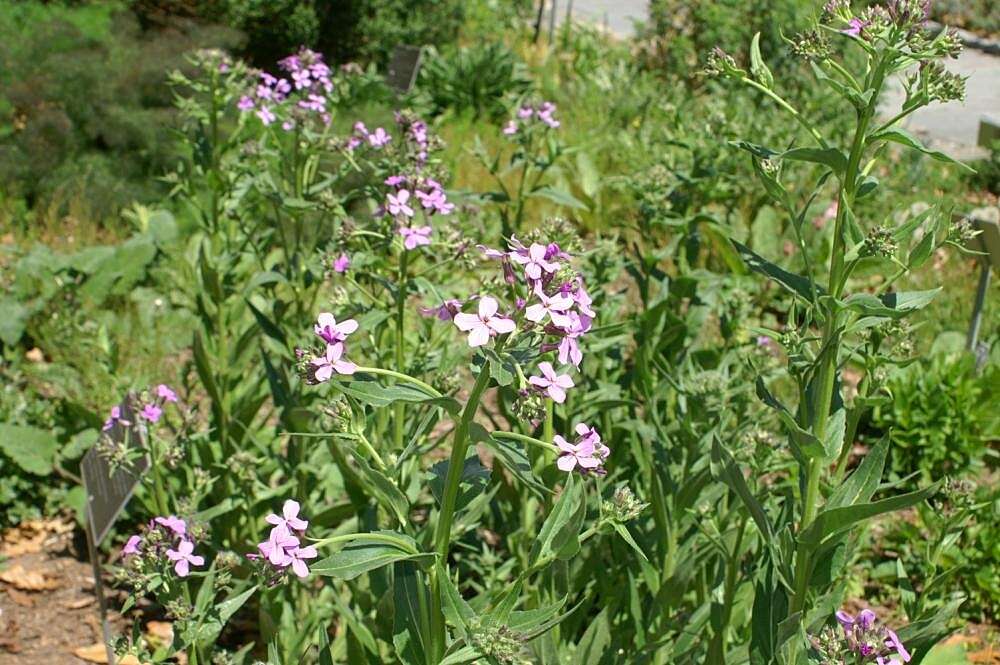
xmin=429 ymin=454 xmax=490 ymax=512
xmin=530 ymin=474 xmax=586 ymax=565
xmin=336 ymin=378 xmax=459 ymax=414
xmin=246 ymin=299 xmax=288 ymax=346
xmin=869 ymin=128 xmax=975 ymax=172
xmin=749 ymin=32 xmax=774 ymax=88
xmin=730 ymin=140 xmax=780 ymax=160
xmin=826 ymin=435 xmax=888 ymax=509
xmin=0 ymin=297 xmax=29 ymax=346
xmin=611 ymin=523 xmax=649 ymax=562
xmin=908 ymin=226 xmax=937 ymax=268
xmin=438 ymin=647 xmax=482 ymax=665
xmin=843 ymin=288 xmax=940 ymax=318
xmin=350 ymin=450 xmax=410 ymax=525
xmin=732 ymin=240 xmax=822 ymax=302
xmin=799 ymin=483 xmax=940 ymax=546
xmin=312 ymin=533 xmax=434 ymax=580
xmin=471 ymin=424 xmax=551 ymax=496
xmin=711 ymin=438 xmax=774 ymax=540
xmin=436 ymin=562 xmax=476 ymax=640
xmin=780 ymin=147 xmax=848 ymax=174
xmin=0 ymin=424 xmax=58 ymax=475
xmin=393 ymin=562 xmax=430 ymax=665
xmin=528 ymin=186 xmax=588 ymax=210
xmin=821 ymin=408 xmax=846 ymax=461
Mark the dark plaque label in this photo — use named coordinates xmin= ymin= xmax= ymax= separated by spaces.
xmin=386 ymin=45 xmax=423 ymax=93
xmin=81 ymin=395 xmax=148 ymax=545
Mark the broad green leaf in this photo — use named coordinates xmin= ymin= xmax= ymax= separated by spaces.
xmin=350 ymin=450 xmax=410 ymax=525
xmin=869 ymin=128 xmax=974 ymax=172
xmin=799 ymin=483 xmax=940 ymax=546
xmin=336 ymin=378 xmax=460 ymax=414
xmin=393 ymin=562 xmax=430 ymax=665
xmin=0 ymin=297 xmax=29 ymax=346
xmin=732 ymin=240 xmax=822 ymax=302
xmin=429 ymin=453 xmax=490 ymax=512
xmin=0 ymin=424 xmax=58 ymax=475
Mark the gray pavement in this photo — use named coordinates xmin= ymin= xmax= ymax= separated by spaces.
xmin=552 ymin=0 xmax=999 ymax=157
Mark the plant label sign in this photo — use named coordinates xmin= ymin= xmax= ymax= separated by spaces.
xmin=81 ymin=395 xmax=148 ymax=545
xmin=971 ymin=216 xmax=1000 ymax=272
xmin=386 ymin=45 xmax=422 ymax=94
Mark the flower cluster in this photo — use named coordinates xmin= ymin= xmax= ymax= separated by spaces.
xmin=811 ymin=608 xmax=911 ymax=665
xmin=101 ymin=384 xmax=178 ymax=431
xmin=305 ymin=313 xmax=359 ymax=382
xmin=121 ymin=516 xmax=204 ymax=578
xmin=382 ymin=174 xmax=454 ymax=250
xmin=249 ymin=500 xmax=317 ymax=581
xmin=502 ymin=101 xmax=560 ymax=136
xmin=237 ymin=48 xmax=334 ymax=129
xmin=555 ymin=423 xmax=610 ymax=475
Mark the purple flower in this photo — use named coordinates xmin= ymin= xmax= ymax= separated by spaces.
xmin=537 ymin=102 xmax=560 ymax=129
xmin=574 ymin=422 xmax=609 ymax=458
xmin=387 ymin=189 xmax=415 ymax=218
xmin=385 ymin=175 xmax=407 ymax=187
xmin=517 ymin=106 xmax=534 ymax=119
xmin=333 ymin=253 xmax=351 ymax=273
xmin=525 ymin=290 xmax=574 ymax=328
xmin=571 ymin=284 xmax=596 ymax=318
xmin=556 ymin=312 xmax=591 ymax=367
xmin=156 ymin=384 xmax=178 ymax=403
xmin=353 ymin=121 xmax=369 ymax=136
xmin=835 ymin=608 xmax=911 ymax=664
xmin=415 ymin=188 xmax=453 ymax=215
xmin=102 ymin=405 xmax=130 ymax=432
xmin=237 ymin=95 xmax=255 ymax=111
xmin=420 ymin=299 xmax=463 ymax=321
xmin=141 ymin=403 xmax=163 ymax=423
xmin=265 ymin=499 xmax=309 ymax=533
xmin=843 ymin=17 xmax=865 ymax=36
xmin=510 ymin=242 xmax=560 ymax=281
xmin=453 ymin=296 xmax=516 ymax=347
xmin=502 ymin=120 xmax=518 ymax=135
xmin=166 ymin=540 xmax=204 ymax=577
xmin=154 ymin=515 xmax=187 ymax=537
xmin=312 ymin=344 xmax=357 ymax=381
xmin=314 ymin=313 xmax=359 ymax=349
xmin=368 ymin=127 xmax=391 ymax=147
xmin=528 ymin=361 xmax=575 ymax=403
xmin=258 ymin=524 xmax=300 ymax=566
xmin=122 ymin=535 xmax=142 ymax=557
xmin=399 ymin=225 xmax=433 ymax=250
xmin=256 ymin=106 xmax=276 ymax=125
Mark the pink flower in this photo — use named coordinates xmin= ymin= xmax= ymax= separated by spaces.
xmin=556 ymin=313 xmax=591 ymax=367
xmin=387 ymin=189 xmax=414 ymax=218
xmin=574 ymin=422 xmax=608 ymax=458
xmin=509 ymin=242 xmax=560 ymax=281
xmin=165 ymin=540 xmax=204 ymax=577
xmin=156 ymin=384 xmax=178 ymax=403
xmin=528 ymin=361 xmax=575 ymax=403
xmin=554 ymin=435 xmax=600 ymax=472
xmin=141 ymin=403 xmax=163 ymax=423
xmin=843 ymin=17 xmax=865 ymax=36
xmin=453 ymin=296 xmax=516 ymax=347
xmin=571 ymin=284 xmax=596 ymax=318
xmin=312 ymin=344 xmax=357 ymax=381
xmin=502 ymin=120 xmax=518 ymax=135
xmin=237 ymin=96 xmax=254 ymax=111
xmin=415 ymin=188 xmax=454 ymax=215
xmin=333 ymin=253 xmax=351 ymax=273
xmin=517 ymin=106 xmax=534 ymax=119
xmin=287 ymin=544 xmax=318 ymax=578
xmin=525 ymin=290 xmax=574 ymax=328
xmin=353 ymin=121 xmax=369 ymax=136
xmin=258 ymin=525 xmax=299 ymax=566
xmin=399 ymin=225 xmax=433 ymax=250
xmin=537 ymin=102 xmax=560 ymax=129
xmin=154 ymin=515 xmax=187 ymax=537
xmin=368 ymin=127 xmax=391 ymax=147
xmin=122 ymin=535 xmax=142 ymax=557
xmin=314 ymin=313 xmax=359 ymax=349
xmin=265 ymin=499 xmax=308 ymax=533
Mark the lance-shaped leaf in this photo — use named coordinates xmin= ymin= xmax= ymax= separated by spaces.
xmin=869 ymin=128 xmax=975 ymax=172
xmin=335 ymin=377 xmax=460 ymax=414
xmin=471 ymin=424 xmax=551 ymax=496
xmin=436 ymin=562 xmax=476 ymax=640
xmin=749 ymin=32 xmax=774 ymax=88
xmin=732 ymin=240 xmax=823 ymax=302
xmin=781 ymin=147 xmax=848 ymax=175
xmin=826 ymin=435 xmax=888 ymax=509
xmin=312 ymin=531 xmax=434 ymax=579
xmin=350 ymin=450 xmax=410 ymax=525
xmin=711 ymin=438 xmax=774 ymax=540
xmin=393 ymin=562 xmax=430 ymax=664
xmin=798 ymin=483 xmax=940 ymax=546
xmin=842 ymin=288 xmax=940 ymax=319
xmin=530 ymin=474 xmax=586 ymax=565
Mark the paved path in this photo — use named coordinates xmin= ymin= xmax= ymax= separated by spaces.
xmin=553 ymin=0 xmax=999 ymax=157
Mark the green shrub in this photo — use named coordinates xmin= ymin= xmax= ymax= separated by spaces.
xmin=417 ymin=43 xmax=532 ymax=120
xmin=867 ymin=349 xmax=999 ymax=478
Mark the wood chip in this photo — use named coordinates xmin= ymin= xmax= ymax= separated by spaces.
xmin=4 ymin=587 xmax=35 ymax=607
xmin=64 ymin=597 xmax=95 ymax=610
xmin=0 ymin=564 xmax=60 ymax=591
xmin=73 ymin=643 xmax=142 ymax=664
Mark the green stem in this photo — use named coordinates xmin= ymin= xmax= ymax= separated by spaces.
xmin=394 ymin=250 xmax=409 ymax=451
xmin=148 ymin=433 xmax=171 ymax=517
xmin=738 ymin=76 xmax=829 ymax=148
